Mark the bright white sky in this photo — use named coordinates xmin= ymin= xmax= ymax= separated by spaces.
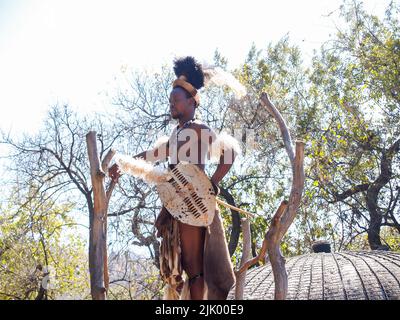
xmin=0 ymin=0 xmax=390 ymax=255
xmin=0 ymin=0 xmax=388 ymax=136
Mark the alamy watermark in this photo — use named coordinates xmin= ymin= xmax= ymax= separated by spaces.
xmin=118 ymin=127 xmax=265 ymax=165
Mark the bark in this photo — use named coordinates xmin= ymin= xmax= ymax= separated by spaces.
xmin=366 ymin=138 xmax=400 ymax=249
xmin=332 ymin=183 xmax=370 ymax=202
xmin=260 ymin=93 xmax=295 ymax=167
xmin=237 ymin=201 xmax=288 ymax=274
xmin=260 ymin=93 xmax=305 ymax=299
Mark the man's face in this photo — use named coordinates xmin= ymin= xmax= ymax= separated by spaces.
xmin=169 ymin=88 xmax=194 ymax=119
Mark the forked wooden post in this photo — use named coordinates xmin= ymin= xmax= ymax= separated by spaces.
xmin=266 ymin=141 xmax=304 ymax=299
xmin=86 ymin=131 xmax=116 ymax=300
xmin=234 ymin=92 xmax=305 ymax=300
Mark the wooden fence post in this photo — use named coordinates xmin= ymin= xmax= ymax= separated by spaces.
xmin=86 ymin=131 xmax=116 ymax=300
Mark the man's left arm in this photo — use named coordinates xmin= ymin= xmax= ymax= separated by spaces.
xmin=211 ymin=149 xmax=236 ymax=185
xmin=196 ymin=123 xmax=238 ymax=187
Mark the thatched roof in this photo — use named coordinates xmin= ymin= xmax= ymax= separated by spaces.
xmin=228 ymin=250 xmax=400 ymax=300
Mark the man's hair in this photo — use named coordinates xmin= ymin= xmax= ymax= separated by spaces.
xmin=173 ymin=56 xmax=205 ymax=90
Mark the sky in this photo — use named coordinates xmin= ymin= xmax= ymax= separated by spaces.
xmin=0 ymin=0 xmax=391 ymax=255
xmin=0 ymin=0 xmax=389 ymax=136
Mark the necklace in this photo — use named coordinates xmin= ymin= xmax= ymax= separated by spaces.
xmin=176 ymin=118 xmax=195 ymax=136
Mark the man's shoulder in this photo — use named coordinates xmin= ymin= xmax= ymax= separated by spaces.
xmin=189 ymin=122 xmax=217 ymax=143
xmin=190 ymin=120 xmax=212 ymax=132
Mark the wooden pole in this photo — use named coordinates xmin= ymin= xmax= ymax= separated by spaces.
xmin=234 ymin=218 xmax=252 ymax=299
xmin=260 ymin=93 xmax=305 ymax=300
xmin=86 ymin=131 xmax=116 ymax=300
xmin=236 ymin=201 xmax=288 ymax=275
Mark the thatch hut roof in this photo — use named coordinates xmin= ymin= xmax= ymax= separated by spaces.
xmin=228 ymin=250 xmax=400 ymax=300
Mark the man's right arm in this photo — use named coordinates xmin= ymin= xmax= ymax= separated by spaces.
xmin=132 ymin=150 xmax=148 ymax=160
xmin=109 ymin=141 xmax=169 ymax=182
xmin=134 ymin=141 xmax=169 ymax=162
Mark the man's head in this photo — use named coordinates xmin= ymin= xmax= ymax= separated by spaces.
xmin=170 ymin=56 xmax=204 ymax=120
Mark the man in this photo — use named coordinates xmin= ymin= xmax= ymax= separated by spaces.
xmin=109 ymin=56 xmax=237 ymax=300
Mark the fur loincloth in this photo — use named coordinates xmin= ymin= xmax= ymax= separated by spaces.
xmin=159 ymin=206 xmax=235 ymax=300
xmin=159 ymin=217 xmax=184 ymax=300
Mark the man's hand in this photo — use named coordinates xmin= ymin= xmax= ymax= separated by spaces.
xmin=108 ymin=163 xmax=121 ymax=183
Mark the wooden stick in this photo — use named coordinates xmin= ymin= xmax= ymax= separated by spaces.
xmin=235 ymin=92 xmax=305 ymax=301
xmin=236 ymin=200 xmax=288 ymax=275
xmin=216 ymin=198 xmax=255 ymax=218
xmin=101 ymin=148 xmax=116 ymax=173
xmin=278 ymin=141 xmax=305 ymax=240
xmin=86 ymin=131 xmax=107 ymax=300
xmin=235 ymin=218 xmax=252 ymax=299
xmin=101 ymin=149 xmax=116 ymax=293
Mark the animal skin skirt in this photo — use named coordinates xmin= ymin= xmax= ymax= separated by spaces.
xmin=159 ymin=206 xmax=235 ymax=300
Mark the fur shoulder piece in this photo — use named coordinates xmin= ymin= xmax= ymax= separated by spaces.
xmin=209 ymin=131 xmax=241 ymax=162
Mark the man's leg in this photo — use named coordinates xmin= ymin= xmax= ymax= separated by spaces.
xmin=178 ymin=221 xmax=206 ymax=300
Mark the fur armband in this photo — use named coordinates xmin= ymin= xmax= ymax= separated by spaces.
xmin=209 ymin=132 xmax=241 ymax=162
xmin=114 ymin=155 xmax=167 ymax=184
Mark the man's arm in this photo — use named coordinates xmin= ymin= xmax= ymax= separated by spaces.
xmin=133 ymin=141 xmax=169 ymax=162
xmin=211 ymin=149 xmax=236 ymax=185
xmin=109 ymin=142 xmax=169 ymax=182
xmin=204 ymin=125 xmax=237 ymax=185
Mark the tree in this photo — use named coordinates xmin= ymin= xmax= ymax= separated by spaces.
xmin=307 ymin=0 xmax=400 ymax=250
xmin=0 ymin=188 xmax=89 ymax=300
xmin=1 ymin=104 xmax=161 ymax=298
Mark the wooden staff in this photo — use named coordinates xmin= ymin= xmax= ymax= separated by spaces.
xmin=216 ymin=198 xmax=255 ymax=218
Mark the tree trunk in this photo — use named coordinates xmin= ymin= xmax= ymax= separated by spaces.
xmin=365 ymin=139 xmax=400 ymax=250
xmin=235 ymin=218 xmax=251 ymax=299
xmin=367 ymin=217 xmax=383 ymax=249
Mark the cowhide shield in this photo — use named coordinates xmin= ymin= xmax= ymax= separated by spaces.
xmin=156 ymin=161 xmax=216 ymax=227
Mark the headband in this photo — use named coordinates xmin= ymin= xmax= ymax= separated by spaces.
xmin=172 ymin=75 xmax=200 ymax=106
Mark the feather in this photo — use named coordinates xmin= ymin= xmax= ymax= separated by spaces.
xmin=203 ymin=66 xmax=247 ymax=99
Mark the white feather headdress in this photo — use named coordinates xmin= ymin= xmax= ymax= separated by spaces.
xmin=203 ymin=66 xmax=247 ymax=99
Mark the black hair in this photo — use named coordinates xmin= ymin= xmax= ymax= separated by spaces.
xmin=173 ymin=56 xmax=205 ymax=90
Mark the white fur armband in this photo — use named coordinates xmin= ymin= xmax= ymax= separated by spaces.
xmin=114 ymin=154 xmax=168 ymax=184
xmin=209 ymin=131 xmax=241 ymax=162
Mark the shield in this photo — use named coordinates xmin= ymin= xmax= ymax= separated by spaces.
xmin=157 ymin=161 xmax=216 ymax=227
